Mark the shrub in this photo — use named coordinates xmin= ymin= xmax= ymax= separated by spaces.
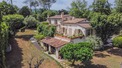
xmin=34 ymin=34 xmax=45 ymax=41
xmin=23 ymin=15 xmax=39 ymax=28
xmin=113 ymin=36 xmax=122 ymax=48
xmin=85 ymin=35 xmax=103 ymax=50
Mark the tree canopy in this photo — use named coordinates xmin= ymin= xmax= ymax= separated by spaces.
xmin=0 ymin=1 xmax=18 ymax=15
xmin=69 ymin=0 xmax=89 ymax=18
xmin=60 ymin=42 xmax=93 ymax=65
xmin=19 ymin=6 xmax=31 ymax=17
xmin=115 ymin=0 xmax=122 ymax=13
xmin=91 ymin=0 xmax=111 ymax=15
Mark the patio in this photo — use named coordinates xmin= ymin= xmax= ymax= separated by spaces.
xmin=41 ymin=37 xmax=69 ymax=59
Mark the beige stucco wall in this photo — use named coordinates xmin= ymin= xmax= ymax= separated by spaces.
xmin=62 ymin=24 xmax=87 ymax=36
xmin=50 ymin=19 xmax=62 ymax=25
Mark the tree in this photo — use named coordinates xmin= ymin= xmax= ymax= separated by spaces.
xmin=19 ymin=6 xmax=31 ymax=17
xmin=90 ymin=13 xmax=122 ymax=44
xmin=69 ymin=0 xmax=89 ymax=18
xmin=38 ymin=0 xmax=56 ymax=10
xmin=37 ymin=22 xmax=56 ymax=37
xmin=115 ymin=0 xmax=122 ymax=13
xmin=60 ymin=42 xmax=93 ymax=65
xmin=0 ymin=1 xmax=18 ymax=15
xmin=41 ymin=10 xmax=56 ymax=21
xmin=23 ymin=15 xmax=39 ymax=28
xmin=91 ymin=0 xmax=111 ymax=15
xmin=0 ymin=22 xmax=9 ymax=68
xmin=23 ymin=0 xmax=34 ymax=9
xmin=30 ymin=0 xmax=39 ymax=14
xmin=2 ymin=14 xmax=24 ymax=35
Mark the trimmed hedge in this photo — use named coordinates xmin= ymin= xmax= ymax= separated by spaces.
xmin=113 ymin=36 xmax=122 ymax=48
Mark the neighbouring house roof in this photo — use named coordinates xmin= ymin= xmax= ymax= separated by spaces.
xmin=63 ymin=18 xmax=87 ymax=24
xmin=41 ymin=37 xmax=69 ymax=48
xmin=48 ymin=15 xmax=72 ymax=19
xmin=79 ymin=23 xmax=92 ymax=29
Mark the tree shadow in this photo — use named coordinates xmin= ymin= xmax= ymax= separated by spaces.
xmin=94 ymin=52 xmax=110 ymax=58
xmin=107 ymin=47 xmax=122 ymax=57
xmin=15 ymin=35 xmax=33 ymax=41
xmin=72 ymin=61 xmax=107 ymax=68
xmin=6 ymin=38 xmax=23 ymax=68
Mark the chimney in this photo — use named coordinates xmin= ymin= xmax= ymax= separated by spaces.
xmin=61 ymin=12 xmax=64 ymax=18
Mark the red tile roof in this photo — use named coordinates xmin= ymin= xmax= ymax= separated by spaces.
xmin=79 ymin=23 xmax=92 ymax=29
xmin=41 ymin=37 xmax=69 ymax=48
xmin=48 ymin=15 xmax=72 ymax=19
xmin=63 ymin=18 xmax=87 ymax=24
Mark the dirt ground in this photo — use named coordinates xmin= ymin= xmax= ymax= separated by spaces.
xmin=6 ymin=29 xmax=60 ymax=68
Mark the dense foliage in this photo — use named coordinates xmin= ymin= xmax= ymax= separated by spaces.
xmin=0 ymin=1 xmax=18 ymax=15
xmin=19 ymin=6 xmax=31 ymax=17
xmin=90 ymin=12 xmax=122 ymax=44
xmin=37 ymin=22 xmax=56 ymax=37
xmin=0 ymin=22 xmax=9 ymax=68
xmin=92 ymin=0 xmax=111 ymax=15
xmin=113 ymin=36 xmax=122 ymax=48
xmin=40 ymin=10 xmax=57 ymax=21
xmin=115 ymin=0 xmax=122 ymax=13
xmin=60 ymin=42 xmax=93 ymax=65
xmin=2 ymin=14 xmax=24 ymax=35
xmin=23 ymin=15 xmax=39 ymax=28
xmin=69 ymin=0 xmax=89 ymax=18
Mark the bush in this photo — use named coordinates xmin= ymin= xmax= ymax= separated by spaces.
xmin=113 ymin=36 xmax=122 ymax=48
xmin=23 ymin=15 xmax=39 ymax=28
xmin=85 ymin=35 xmax=103 ymax=50
xmin=2 ymin=14 xmax=24 ymax=29
xmin=34 ymin=34 xmax=45 ymax=41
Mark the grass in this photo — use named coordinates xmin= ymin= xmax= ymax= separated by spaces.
xmin=6 ymin=29 xmax=61 ymax=68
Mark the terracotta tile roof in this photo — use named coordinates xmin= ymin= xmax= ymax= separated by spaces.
xmin=79 ymin=23 xmax=92 ymax=29
xmin=41 ymin=37 xmax=69 ymax=48
xmin=63 ymin=18 xmax=87 ymax=24
xmin=48 ymin=15 xmax=72 ymax=19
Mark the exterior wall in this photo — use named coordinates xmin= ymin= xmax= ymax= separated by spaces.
xmin=62 ymin=24 xmax=87 ymax=36
xmin=50 ymin=19 xmax=62 ymax=25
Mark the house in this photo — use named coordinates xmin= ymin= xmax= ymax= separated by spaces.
xmin=40 ymin=12 xmax=93 ymax=59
